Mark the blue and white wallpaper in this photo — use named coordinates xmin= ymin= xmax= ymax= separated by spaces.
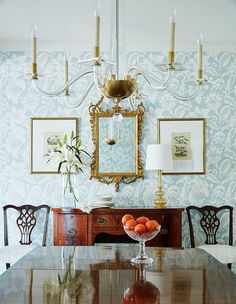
xmin=0 ymin=50 xmax=236 ymax=249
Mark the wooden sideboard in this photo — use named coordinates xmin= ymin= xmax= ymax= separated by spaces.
xmin=52 ymin=207 xmax=184 ymax=247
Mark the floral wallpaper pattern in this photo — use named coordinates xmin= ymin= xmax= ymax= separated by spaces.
xmin=0 ymin=51 xmax=236 ymax=252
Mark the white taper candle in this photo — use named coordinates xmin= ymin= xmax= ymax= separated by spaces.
xmin=31 ymin=25 xmax=37 ymax=64
xmin=197 ymin=34 xmax=203 ymax=71
xmin=169 ymin=8 xmax=176 ymax=53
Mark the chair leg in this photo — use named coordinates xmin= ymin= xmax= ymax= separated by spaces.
xmin=6 ymin=263 xmax=10 ymax=269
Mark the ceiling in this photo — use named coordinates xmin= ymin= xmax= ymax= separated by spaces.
xmin=0 ymin=0 xmax=236 ymax=52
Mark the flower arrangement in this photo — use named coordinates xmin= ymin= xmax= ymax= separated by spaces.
xmin=45 ymin=131 xmax=90 ymax=206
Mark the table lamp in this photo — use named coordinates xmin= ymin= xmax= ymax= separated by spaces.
xmin=145 ymin=144 xmax=173 ymax=208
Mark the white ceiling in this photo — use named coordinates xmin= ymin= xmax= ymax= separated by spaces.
xmin=0 ymin=0 xmax=236 ymax=52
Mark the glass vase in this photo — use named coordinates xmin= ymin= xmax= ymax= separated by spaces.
xmin=62 ymin=173 xmax=78 ymax=208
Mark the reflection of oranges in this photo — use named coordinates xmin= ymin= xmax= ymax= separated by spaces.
xmin=145 ymin=220 xmax=159 ymax=232
xmin=136 ymin=216 xmax=149 ymax=225
xmin=122 ymin=214 xmax=134 ymax=225
xmin=134 ymin=224 xmax=147 ymax=235
xmin=123 ymin=280 xmax=160 ymax=304
xmin=125 ymin=219 xmax=137 ymax=230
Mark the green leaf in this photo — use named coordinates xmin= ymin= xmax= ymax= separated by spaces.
xmin=58 ymin=161 xmax=66 ymax=173
xmin=57 ymin=139 xmax=63 ymax=148
xmin=75 ymin=154 xmax=83 ymax=164
xmin=71 ymin=130 xmax=74 ymax=139
xmin=80 ymin=149 xmax=91 ymax=158
xmin=63 ymin=134 xmax=67 ymax=143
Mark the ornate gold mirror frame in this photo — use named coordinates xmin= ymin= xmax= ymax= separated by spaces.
xmin=89 ymin=97 xmax=145 ymax=191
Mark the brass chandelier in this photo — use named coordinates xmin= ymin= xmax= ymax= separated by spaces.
xmin=30 ymin=0 xmax=210 ymax=108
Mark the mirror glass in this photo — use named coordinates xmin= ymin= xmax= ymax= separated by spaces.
xmin=98 ymin=116 xmax=136 ymax=174
xmin=89 ymin=100 xmax=145 ymax=191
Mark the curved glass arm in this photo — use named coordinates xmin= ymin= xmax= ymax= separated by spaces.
xmin=32 ymin=70 xmax=94 ymax=97
xmin=65 ymin=81 xmax=95 ymax=108
xmin=165 ymin=84 xmax=202 ymax=101
xmin=93 ymin=64 xmax=113 ymax=89
xmin=77 ymin=57 xmax=115 ymax=67
xmin=128 ymin=65 xmax=172 ymax=90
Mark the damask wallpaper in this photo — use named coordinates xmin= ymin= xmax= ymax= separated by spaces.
xmin=0 ymin=51 xmax=236 ymax=249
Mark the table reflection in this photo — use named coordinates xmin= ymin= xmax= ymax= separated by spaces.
xmin=123 ymin=264 xmax=160 ymax=304
xmin=0 ymin=246 xmax=235 ymax=303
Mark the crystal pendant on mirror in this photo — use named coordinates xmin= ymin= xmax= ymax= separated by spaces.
xmin=112 ymin=112 xmax=123 ymax=123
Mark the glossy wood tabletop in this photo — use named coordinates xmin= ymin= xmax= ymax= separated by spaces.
xmin=0 ymin=245 xmax=236 ymax=303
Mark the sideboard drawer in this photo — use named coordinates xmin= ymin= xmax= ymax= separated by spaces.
xmin=53 ymin=208 xmax=88 ymax=246
xmin=92 ymin=214 xmax=119 ymax=227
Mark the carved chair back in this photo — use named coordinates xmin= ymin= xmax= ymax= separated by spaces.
xmin=3 ymin=204 xmax=51 ymax=246
xmin=186 ymin=205 xmax=233 ymax=248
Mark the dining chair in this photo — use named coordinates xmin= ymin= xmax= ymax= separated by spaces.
xmin=186 ymin=205 xmax=235 ymax=269
xmin=3 ymin=204 xmax=51 ymax=247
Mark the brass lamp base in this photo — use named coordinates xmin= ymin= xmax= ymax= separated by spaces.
xmin=101 ymin=78 xmax=137 ymax=101
xmin=154 ymin=188 xmax=167 ymax=208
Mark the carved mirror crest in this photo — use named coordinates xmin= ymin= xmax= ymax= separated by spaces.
xmin=89 ymin=97 xmax=145 ymax=191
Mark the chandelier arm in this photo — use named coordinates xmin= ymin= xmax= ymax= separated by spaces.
xmin=128 ymin=65 xmax=172 ymax=90
xmin=93 ymin=64 xmax=113 ymax=89
xmin=32 ymin=70 xmax=94 ymax=97
xmin=65 ymin=81 xmax=95 ymax=108
xmin=99 ymin=58 xmax=116 ymax=66
xmin=77 ymin=58 xmax=96 ymax=65
xmin=165 ymin=84 xmax=202 ymax=101
xmin=77 ymin=57 xmax=115 ymax=66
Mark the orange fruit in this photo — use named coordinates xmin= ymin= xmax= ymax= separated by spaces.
xmin=145 ymin=220 xmax=159 ymax=232
xmin=134 ymin=224 xmax=147 ymax=235
xmin=125 ymin=219 xmax=137 ymax=230
xmin=122 ymin=214 xmax=134 ymax=225
xmin=136 ymin=216 xmax=149 ymax=225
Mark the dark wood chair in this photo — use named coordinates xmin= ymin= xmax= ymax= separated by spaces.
xmin=3 ymin=204 xmax=51 ymax=247
xmin=186 ymin=205 xmax=235 ymax=269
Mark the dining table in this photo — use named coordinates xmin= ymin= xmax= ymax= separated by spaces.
xmin=0 ymin=244 xmax=235 ymax=303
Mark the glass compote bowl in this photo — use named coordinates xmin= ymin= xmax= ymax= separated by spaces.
xmin=123 ymin=225 xmax=161 ymax=264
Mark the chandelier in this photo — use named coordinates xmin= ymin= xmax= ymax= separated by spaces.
xmin=30 ymin=0 xmax=210 ymax=108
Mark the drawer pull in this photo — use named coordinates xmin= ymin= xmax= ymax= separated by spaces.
xmin=159 ymin=228 xmax=168 ymax=235
xmin=97 ymin=218 xmax=107 ymax=224
xmin=67 ymin=228 xmax=77 ymax=236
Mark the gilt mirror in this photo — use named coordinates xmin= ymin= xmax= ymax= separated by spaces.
xmin=89 ymin=97 xmax=145 ymax=191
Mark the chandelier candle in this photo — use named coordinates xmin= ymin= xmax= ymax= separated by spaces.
xmin=197 ymin=34 xmax=203 ymax=80
xmin=64 ymin=50 xmax=69 ymax=96
xmin=94 ymin=0 xmax=101 ymax=57
xmin=31 ymin=24 xmax=37 ymax=79
xmin=168 ymin=8 xmax=176 ymax=65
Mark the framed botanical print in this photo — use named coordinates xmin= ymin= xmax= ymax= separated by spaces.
xmin=30 ymin=117 xmax=78 ymax=174
xmin=157 ymin=118 xmax=206 ymax=174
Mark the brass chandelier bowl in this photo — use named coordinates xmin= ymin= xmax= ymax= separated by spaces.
xmin=101 ymin=78 xmax=137 ymax=100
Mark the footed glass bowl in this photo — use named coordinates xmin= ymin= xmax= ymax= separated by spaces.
xmin=123 ymin=225 xmax=161 ymax=264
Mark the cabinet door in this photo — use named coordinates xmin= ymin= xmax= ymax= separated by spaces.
xmin=146 ymin=211 xmax=182 ymax=247
xmin=54 ymin=212 xmax=87 ymax=246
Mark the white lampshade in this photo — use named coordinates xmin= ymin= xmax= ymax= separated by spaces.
xmin=145 ymin=144 xmax=173 ymax=171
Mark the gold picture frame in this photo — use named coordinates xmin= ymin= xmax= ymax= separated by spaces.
xmin=30 ymin=117 xmax=78 ymax=174
xmin=158 ymin=118 xmax=206 ymax=175
xmin=89 ymin=98 xmax=145 ymax=191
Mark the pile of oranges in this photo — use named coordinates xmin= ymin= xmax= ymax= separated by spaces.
xmin=122 ymin=214 xmax=160 ymax=235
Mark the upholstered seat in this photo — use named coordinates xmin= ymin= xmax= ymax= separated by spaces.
xmin=198 ymin=244 xmax=236 ymax=264
xmin=0 ymin=244 xmax=37 ymax=275
xmin=186 ymin=205 xmax=235 ymax=269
